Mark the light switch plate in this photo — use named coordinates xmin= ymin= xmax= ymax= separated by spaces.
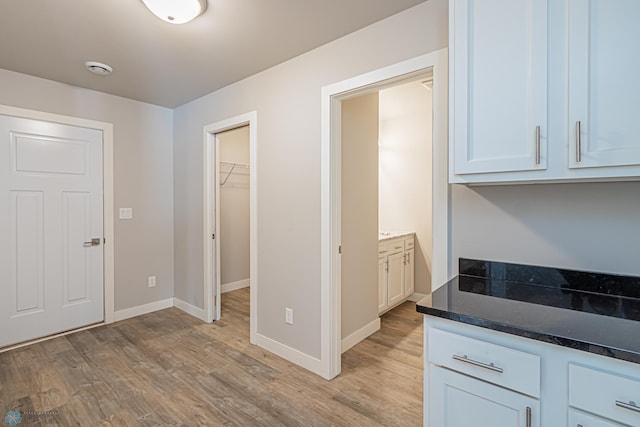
xmin=119 ymin=208 xmax=133 ymax=219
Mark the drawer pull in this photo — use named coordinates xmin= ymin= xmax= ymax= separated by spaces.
xmin=615 ymin=400 xmax=640 ymax=413
xmin=526 ymin=406 xmax=531 ymax=427
xmin=575 ymin=121 xmax=582 ymax=163
xmin=452 ymin=354 xmax=504 ymax=373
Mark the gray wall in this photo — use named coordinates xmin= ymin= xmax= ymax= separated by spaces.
xmin=218 ymin=126 xmax=250 ymax=285
xmin=451 ymin=182 xmax=640 ymax=278
xmin=173 ymin=0 xmax=448 ymax=359
xmin=341 ymin=93 xmax=379 ymax=339
xmin=0 ymin=69 xmax=174 ymax=311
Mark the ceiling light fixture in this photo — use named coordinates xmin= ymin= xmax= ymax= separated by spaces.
xmin=85 ymin=61 xmax=113 ymax=75
xmin=141 ymin=0 xmax=207 ymax=24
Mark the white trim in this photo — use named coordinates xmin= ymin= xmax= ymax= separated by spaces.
xmin=203 ymin=112 xmax=258 ymax=345
xmin=221 ymin=278 xmax=250 ymax=293
xmin=113 ymin=298 xmax=173 ymax=322
xmin=407 ymin=292 xmax=430 ymax=302
xmin=0 ymin=104 xmax=116 ymax=325
xmin=320 ymin=49 xmax=451 ymax=380
xmin=173 ymin=297 xmax=208 ymax=322
xmin=341 ymin=318 xmax=380 ymax=353
xmin=254 ymin=333 xmax=325 ymax=374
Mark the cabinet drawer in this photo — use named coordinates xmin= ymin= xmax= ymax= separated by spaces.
xmin=404 ymin=238 xmax=414 ymax=250
xmin=569 ymin=364 xmax=640 ymax=426
xmin=378 ymin=244 xmax=389 ymax=258
xmin=428 ymin=328 xmax=540 ymax=398
xmin=388 ymin=241 xmax=404 ymax=255
xmin=568 ymin=409 xmax=623 ymax=427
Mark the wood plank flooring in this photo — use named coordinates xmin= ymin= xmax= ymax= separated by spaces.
xmin=0 ymin=289 xmax=423 ymax=426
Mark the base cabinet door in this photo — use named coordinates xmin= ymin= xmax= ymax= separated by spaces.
xmin=378 ymin=254 xmax=388 ymax=313
xmin=429 ymin=366 xmax=540 ymax=427
xmin=404 ymin=247 xmax=415 ymax=296
xmin=387 ymin=251 xmax=405 ymax=307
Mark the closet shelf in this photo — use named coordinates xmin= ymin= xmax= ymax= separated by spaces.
xmin=220 ymin=161 xmax=249 ymax=186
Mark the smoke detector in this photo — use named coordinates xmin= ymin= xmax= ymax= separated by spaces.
xmin=85 ymin=61 xmax=113 ymax=75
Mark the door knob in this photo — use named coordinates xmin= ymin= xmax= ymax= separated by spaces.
xmin=83 ymin=238 xmax=101 ymax=247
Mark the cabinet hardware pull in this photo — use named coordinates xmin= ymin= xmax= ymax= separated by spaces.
xmin=535 ymin=125 xmax=541 ymax=165
xmin=407 ymin=253 xmax=410 ymax=263
xmin=575 ymin=121 xmax=582 ymax=163
xmin=403 ymin=253 xmax=406 ymax=265
xmin=384 ymin=261 xmax=388 ymax=272
xmin=452 ymin=354 xmax=504 ymax=373
xmin=577 ymin=425 xmax=583 ymax=427
xmin=615 ymin=400 xmax=640 ymax=413
xmin=526 ymin=407 xmax=532 ymax=427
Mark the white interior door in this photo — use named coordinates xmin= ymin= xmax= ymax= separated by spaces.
xmin=0 ymin=115 xmax=104 ymax=347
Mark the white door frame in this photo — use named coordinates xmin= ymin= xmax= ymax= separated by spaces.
xmin=203 ymin=111 xmax=257 ymax=343
xmin=320 ymin=49 xmax=450 ymax=379
xmin=0 ymin=104 xmax=115 ymax=325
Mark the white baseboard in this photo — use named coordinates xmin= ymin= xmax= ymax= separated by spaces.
xmin=407 ymin=292 xmax=429 ymax=302
xmin=173 ymin=298 xmax=208 ymax=322
xmin=113 ymin=298 xmax=174 ymax=322
xmin=341 ymin=318 xmax=381 ymax=354
xmin=254 ymin=332 xmax=325 ymax=378
xmin=221 ymin=278 xmax=250 ymax=294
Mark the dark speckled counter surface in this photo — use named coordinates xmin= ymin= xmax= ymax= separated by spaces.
xmin=416 ymin=258 xmax=640 ymax=365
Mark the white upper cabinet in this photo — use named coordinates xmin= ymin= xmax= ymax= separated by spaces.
xmin=568 ymin=0 xmax=640 ymax=170
xmin=451 ymin=0 xmax=548 ymax=176
xmin=450 ymin=0 xmax=640 ymax=183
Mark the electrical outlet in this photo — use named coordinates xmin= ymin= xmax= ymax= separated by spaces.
xmin=148 ymin=276 xmax=156 ymax=287
xmin=285 ymin=307 xmax=293 ymax=325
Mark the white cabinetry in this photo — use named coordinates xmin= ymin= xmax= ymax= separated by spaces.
xmin=430 ymin=365 xmax=539 ymax=427
xmin=427 ymin=327 xmax=540 ymax=427
xmin=449 ymin=0 xmax=640 ymax=183
xmin=404 ymin=239 xmax=415 ymax=296
xmin=568 ymin=0 xmax=640 ymax=170
xmin=378 ymin=235 xmax=414 ymax=314
xmin=450 ymin=0 xmax=548 ymax=176
xmin=423 ymin=317 xmax=640 ymax=427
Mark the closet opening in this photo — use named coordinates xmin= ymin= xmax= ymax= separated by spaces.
xmin=203 ymin=112 xmax=257 ymax=345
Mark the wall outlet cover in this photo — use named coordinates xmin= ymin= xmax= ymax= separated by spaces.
xmin=285 ymin=308 xmax=293 ymax=325
xmin=148 ymin=276 xmax=156 ymax=287
xmin=119 ymin=208 xmax=133 ymax=219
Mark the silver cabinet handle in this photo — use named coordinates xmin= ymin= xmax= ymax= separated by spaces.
xmin=526 ymin=407 xmax=532 ymax=427
xmin=452 ymin=354 xmax=504 ymax=373
xmin=83 ymin=238 xmax=101 ymax=247
xmin=403 ymin=253 xmax=407 ymax=265
xmin=384 ymin=261 xmax=388 ymax=272
xmin=535 ymin=126 xmax=541 ymax=165
xmin=406 ymin=253 xmax=410 ymax=264
xmin=575 ymin=121 xmax=582 ymax=163
xmin=615 ymin=400 xmax=640 ymax=413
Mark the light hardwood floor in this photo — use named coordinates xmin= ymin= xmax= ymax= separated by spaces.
xmin=0 ymin=289 xmax=423 ymax=426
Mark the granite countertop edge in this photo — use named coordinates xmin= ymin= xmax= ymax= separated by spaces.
xmin=416 ymin=296 xmax=640 ymax=365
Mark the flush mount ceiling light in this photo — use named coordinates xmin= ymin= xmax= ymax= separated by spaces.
xmin=141 ymin=0 xmax=207 ymax=24
xmin=85 ymin=61 xmax=113 ymax=75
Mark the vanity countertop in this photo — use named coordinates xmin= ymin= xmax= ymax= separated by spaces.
xmin=416 ymin=258 xmax=640 ymax=365
xmin=378 ymin=231 xmax=414 ymax=243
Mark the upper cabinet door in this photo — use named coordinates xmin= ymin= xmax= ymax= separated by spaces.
xmin=569 ymin=0 xmax=640 ymax=169
xmin=451 ymin=0 xmax=548 ymax=176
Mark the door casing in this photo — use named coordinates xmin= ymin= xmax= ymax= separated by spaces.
xmin=203 ymin=111 xmax=257 ymax=344
xmin=0 ymin=104 xmax=115 ymax=350
xmin=320 ymin=49 xmax=450 ymax=379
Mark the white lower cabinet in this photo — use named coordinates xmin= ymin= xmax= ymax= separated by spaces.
xmin=568 ymin=409 xmax=624 ymax=427
xmin=378 ymin=235 xmax=414 ymax=314
xmin=424 ymin=317 xmax=640 ymax=427
xmin=430 ymin=365 xmax=539 ymax=427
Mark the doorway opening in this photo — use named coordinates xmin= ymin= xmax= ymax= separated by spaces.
xmin=203 ymin=112 xmax=257 ymax=345
xmin=320 ymin=49 xmax=449 ymax=379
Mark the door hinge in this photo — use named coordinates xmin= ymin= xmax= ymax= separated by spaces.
xmin=103 ymin=237 xmax=106 ymax=244
xmin=212 ymin=233 xmax=215 ymax=239
xmin=338 ymin=245 xmax=342 ymax=254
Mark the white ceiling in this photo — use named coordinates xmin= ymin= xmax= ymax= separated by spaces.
xmin=0 ymin=0 xmax=427 ymax=108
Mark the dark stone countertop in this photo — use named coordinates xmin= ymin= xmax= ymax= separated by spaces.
xmin=416 ymin=258 xmax=640 ymax=365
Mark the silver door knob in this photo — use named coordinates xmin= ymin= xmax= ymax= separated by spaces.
xmin=83 ymin=238 xmax=101 ymax=247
